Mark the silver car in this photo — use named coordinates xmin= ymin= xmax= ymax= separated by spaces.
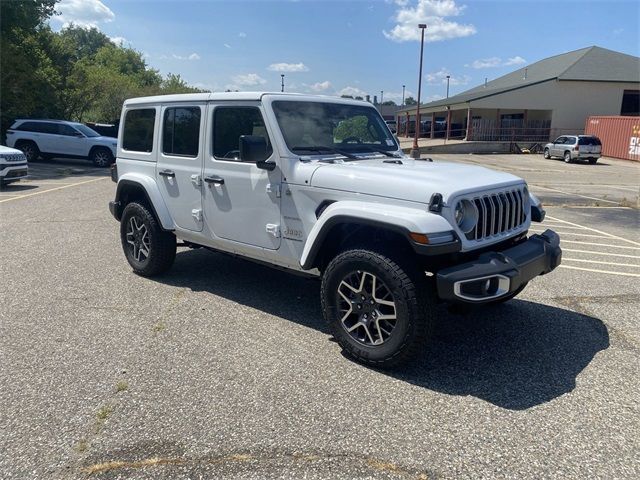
xmin=544 ymin=135 xmax=602 ymax=164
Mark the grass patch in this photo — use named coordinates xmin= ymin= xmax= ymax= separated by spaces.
xmin=115 ymin=380 xmax=129 ymax=393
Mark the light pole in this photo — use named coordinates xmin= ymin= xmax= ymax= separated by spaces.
xmin=380 ymin=90 xmax=384 ymax=103
xmin=402 ymin=84 xmax=405 ymax=106
xmin=281 ymin=74 xmax=285 ymax=92
xmin=446 ymin=75 xmax=450 ymax=98
xmin=410 ymin=24 xmax=427 ymax=159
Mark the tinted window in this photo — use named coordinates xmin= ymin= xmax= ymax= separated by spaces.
xmin=58 ymin=124 xmax=79 ymax=136
xmin=554 ymin=137 xmax=565 ymax=144
xmin=18 ymin=122 xmax=55 ymax=133
xmin=123 ymin=109 xmax=156 ymax=152
xmin=213 ymin=107 xmax=272 ymax=161
xmin=566 ymin=136 xmax=577 ymax=144
xmin=163 ymin=107 xmax=201 ymax=157
xmin=75 ymin=124 xmax=100 ymax=137
xmin=17 ymin=122 xmax=39 ymax=132
xmin=578 ymin=137 xmax=601 ymax=146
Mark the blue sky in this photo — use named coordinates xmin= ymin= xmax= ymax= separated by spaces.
xmin=51 ymin=0 xmax=640 ymax=103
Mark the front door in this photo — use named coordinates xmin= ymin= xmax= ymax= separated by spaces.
xmin=56 ymin=124 xmax=85 ymax=156
xmin=156 ymin=104 xmax=204 ymax=232
xmin=202 ymin=103 xmax=281 ymax=250
xmin=551 ymin=136 xmax=565 ymax=156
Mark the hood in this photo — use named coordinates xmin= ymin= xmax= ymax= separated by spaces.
xmin=309 ymin=157 xmax=524 ymax=204
xmin=94 ymin=136 xmax=117 ymax=143
xmin=0 ymin=144 xmax=23 ymax=154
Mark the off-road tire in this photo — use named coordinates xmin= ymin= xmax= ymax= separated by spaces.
xmin=90 ymin=147 xmax=114 ymax=167
xmin=321 ymin=248 xmax=434 ymax=368
xmin=17 ymin=141 xmax=40 ymax=162
xmin=543 ymin=148 xmax=550 ymax=159
xmin=588 ymin=158 xmax=598 ymax=164
xmin=564 ymin=151 xmax=572 ymax=163
xmin=120 ymin=202 xmax=176 ymax=276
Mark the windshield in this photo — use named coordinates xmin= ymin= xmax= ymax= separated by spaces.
xmin=272 ymin=100 xmax=398 ymax=155
xmin=74 ymin=124 xmax=101 ymax=137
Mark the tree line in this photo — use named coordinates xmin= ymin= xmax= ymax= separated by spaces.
xmin=0 ymin=0 xmax=203 ymax=138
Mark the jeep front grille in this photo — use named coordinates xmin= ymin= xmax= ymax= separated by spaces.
xmin=467 ymin=188 xmax=527 ymax=240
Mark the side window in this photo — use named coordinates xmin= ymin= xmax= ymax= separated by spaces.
xmin=123 ymin=108 xmax=156 ymax=152
xmin=213 ymin=107 xmax=272 ymax=161
xmin=162 ymin=107 xmax=201 ymax=157
xmin=39 ymin=123 xmax=59 ymax=134
xmin=554 ymin=137 xmax=565 ymax=144
xmin=17 ymin=122 xmax=38 ymax=132
xmin=58 ymin=124 xmax=79 ymax=136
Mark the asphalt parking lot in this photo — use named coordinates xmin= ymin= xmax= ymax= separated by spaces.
xmin=1 ymin=154 xmax=638 ymax=479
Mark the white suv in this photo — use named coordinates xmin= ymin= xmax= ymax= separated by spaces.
xmin=0 ymin=145 xmax=28 ymax=186
xmin=109 ymin=92 xmax=561 ymax=367
xmin=6 ymin=119 xmax=117 ymax=167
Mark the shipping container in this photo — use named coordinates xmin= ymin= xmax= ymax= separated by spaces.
xmin=584 ymin=116 xmax=640 ymax=161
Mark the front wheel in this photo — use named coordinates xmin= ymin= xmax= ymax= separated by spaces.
xmin=91 ymin=147 xmax=114 ymax=167
xmin=543 ymin=148 xmax=550 ymax=159
xmin=321 ymin=249 xmax=433 ymax=367
xmin=120 ymin=202 xmax=176 ymax=276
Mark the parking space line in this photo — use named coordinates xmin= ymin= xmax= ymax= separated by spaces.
xmin=560 ymin=240 xmax=640 ymax=250
xmin=563 ymin=258 xmax=639 ymax=268
xmin=547 ymin=215 xmax=640 ymax=246
xmin=0 ymin=177 xmax=107 ymax=203
xmin=530 ymin=229 xmax=611 ymax=239
xmin=536 ymin=224 xmax=588 ymax=230
xmin=562 ymin=248 xmax=640 ymax=259
xmin=530 ymin=184 xmax=620 ymax=205
xmin=559 ymin=265 xmax=640 ymax=277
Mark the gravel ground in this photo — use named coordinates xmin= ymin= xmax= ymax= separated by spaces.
xmin=0 ymin=156 xmax=638 ymax=479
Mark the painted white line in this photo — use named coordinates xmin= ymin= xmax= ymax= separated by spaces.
xmin=0 ymin=177 xmax=107 ymax=203
xmin=547 ymin=215 xmax=640 ymax=247
xmin=559 ymin=265 xmax=640 ymax=278
xmin=563 ymin=258 xmax=640 ymax=268
xmin=537 ymin=224 xmax=588 ymax=230
xmin=560 ymin=240 xmax=640 ymax=250
xmin=530 ymin=229 xmax=612 ymax=239
xmin=531 ymin=184 xmax=620 ymax=205
xmin=562 ymin=248 xmax=640 ymax=259
xmin=563 ymin=206 xmax=633 ymax=209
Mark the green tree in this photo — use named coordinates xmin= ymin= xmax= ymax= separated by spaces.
xmin=404 ymin=96 xmax=418 ymax=106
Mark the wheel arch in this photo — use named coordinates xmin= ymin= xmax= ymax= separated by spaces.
xmin=300 ymin=201 xmax=456 ymax=271
xmin=114 ymin=175 xmax=175 ymax=230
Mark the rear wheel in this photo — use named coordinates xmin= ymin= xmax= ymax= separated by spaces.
xmin=17 ymin=141 xmax=39 ymax=162
xmin=543 ymin=148 xmax=550 ymax=159
xmin=91 ymin=147 xmax=114 ymax=167
xmin=563 ymin=151 xmax=572 ymax=163
xmin=588 ymin=158 xmax=598 ymax=164
xmin=120 ymin=202 xmax=176 ymax=276
xmin=321 ymin=248 xmax=433 ymax=367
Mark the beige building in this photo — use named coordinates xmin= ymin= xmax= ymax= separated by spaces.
xmin=397 ymin=46 xmax=640 ymax=142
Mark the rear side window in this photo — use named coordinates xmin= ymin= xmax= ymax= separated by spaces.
xmin=578 ymin=137 xmax=601 ymax=146
xmin=162 ymin=107 xmax=201 ymax=157
xmin=213 ymin=107 xmax=272 ymax=161
xmin=123 ymin=109 xmax=156 ymax=152
xmin=17 ymin=122 xmax=55 ymax=133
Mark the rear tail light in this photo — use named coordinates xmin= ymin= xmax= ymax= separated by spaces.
xmin=574 ymin=145 xmax=579 ymax=151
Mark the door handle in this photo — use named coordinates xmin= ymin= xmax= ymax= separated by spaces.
xmin=159 ymin=169 xmax=175 ymax=177
xmin=204 ymin=175 xmax=225 ymax=186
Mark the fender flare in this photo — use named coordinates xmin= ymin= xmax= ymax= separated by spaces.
xmin=300 ymin=201 xmax=456 ymax=270
xmin=114 ymin=173 xmax=175 ymax=230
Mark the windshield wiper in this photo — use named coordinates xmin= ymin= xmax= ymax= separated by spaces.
xmin=291 ymin=145 xmax=357 ymax=160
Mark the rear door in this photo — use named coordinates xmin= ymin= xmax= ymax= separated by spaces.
xmin=156 ymin=104 xmax=205 ymax=232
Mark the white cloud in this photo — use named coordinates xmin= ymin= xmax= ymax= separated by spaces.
xmin=425 ymin=68 xmax=470 ymax=86
xmin=109 ymin=36 xmax=129 ymax=47
xmin=383 ymin=0 xmax=476 ymax=43
xmin=161 ymin=53 xmax=201 ymax=61
xmin=232 ymin=73 xmax=267 ymax=86
xmin=53 ymin=0 xmax=115 ymax=28
xmin=504 ymin=56 xmax=526 ymax=66
xmin=224 ymin=43 xmax=232 ymax=49
xmin=384 ymin=90 xmax=415 ymax=102
xmin=238 ymin=32 xmax=247 ymax=38
xmin=309 ymin=81 xmax=332 ymax=92
xmin=467 ymin=55 xmax=527 ymax=69
xmin=188 ymin=53 xmax=200 ymax=60
xmin=268 ymin=62 xmax=309 ymax=72
xmin=338 ymin=86 xmax=368 ymax=97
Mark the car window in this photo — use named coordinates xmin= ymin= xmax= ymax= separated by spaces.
xmin=212 ymin=106 xmax=272 ymax=161
xmin=554 ymin=137 xmax=565 ymax=144
xmin=123 ymin=109 xmax=156 ymax=152
xmin=162 ymin=107 xmax=201 ymax=157
xmin=58 ymin=124 xmax=79 ymax=136
xmin=578 ymin=137 xmax=601 ymax=146
xmin=39 ymin=123 xmax=59 ymax=134
xmin=566 ymin=137 xmax=577 ymax=144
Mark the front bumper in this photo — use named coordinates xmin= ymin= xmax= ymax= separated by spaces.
xmin=0 ymin=163 xmax=29 ymax=181
xmin=436 ymin=229 xmax=561 ymax=303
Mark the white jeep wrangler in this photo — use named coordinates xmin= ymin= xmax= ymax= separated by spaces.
xmin=109 ymin=92 xmax=561 ymax=367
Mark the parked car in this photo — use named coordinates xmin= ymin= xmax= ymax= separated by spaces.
xmin=6 ymin=119 xmax=117 ymax=167
xmin=0 ymin=144 xmax=28 ymax=187
xmin=108 ymin=92 xmax=560 ymax=368
xmin=543 ymin=135 xmax=602 ymax=164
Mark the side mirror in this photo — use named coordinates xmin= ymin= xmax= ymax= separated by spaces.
xmin=239 ymin=135 xmax=275 ymax=171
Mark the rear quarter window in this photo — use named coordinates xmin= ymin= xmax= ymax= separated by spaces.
xmin=123 ymin=109 xmax=156 ymax=152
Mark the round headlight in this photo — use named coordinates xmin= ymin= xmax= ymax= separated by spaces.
xmin=454 ymin=199 xmax=478 ymax=234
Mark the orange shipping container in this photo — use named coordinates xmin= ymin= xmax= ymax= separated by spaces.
xmin=584 ymin=116 xmax=640 ymax=161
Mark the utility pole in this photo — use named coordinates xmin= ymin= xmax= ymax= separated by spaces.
xmin=281 ymin=74 xmax=285 ymax=92
xmin=446 ymin=75 xmax=450 ymax=98
xmin=380 ymin=90 xmax=384 ymax=103
xmin=410 ymin=24 xmax=427 ymax=159
xmin=402 ymin=85 xmax=405 ymax=106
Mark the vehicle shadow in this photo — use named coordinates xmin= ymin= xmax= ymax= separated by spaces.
xmin=26 ymin=157 xmax=110 ymax=181
xmin=155 ymin=248 xmax=609 ymax=411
